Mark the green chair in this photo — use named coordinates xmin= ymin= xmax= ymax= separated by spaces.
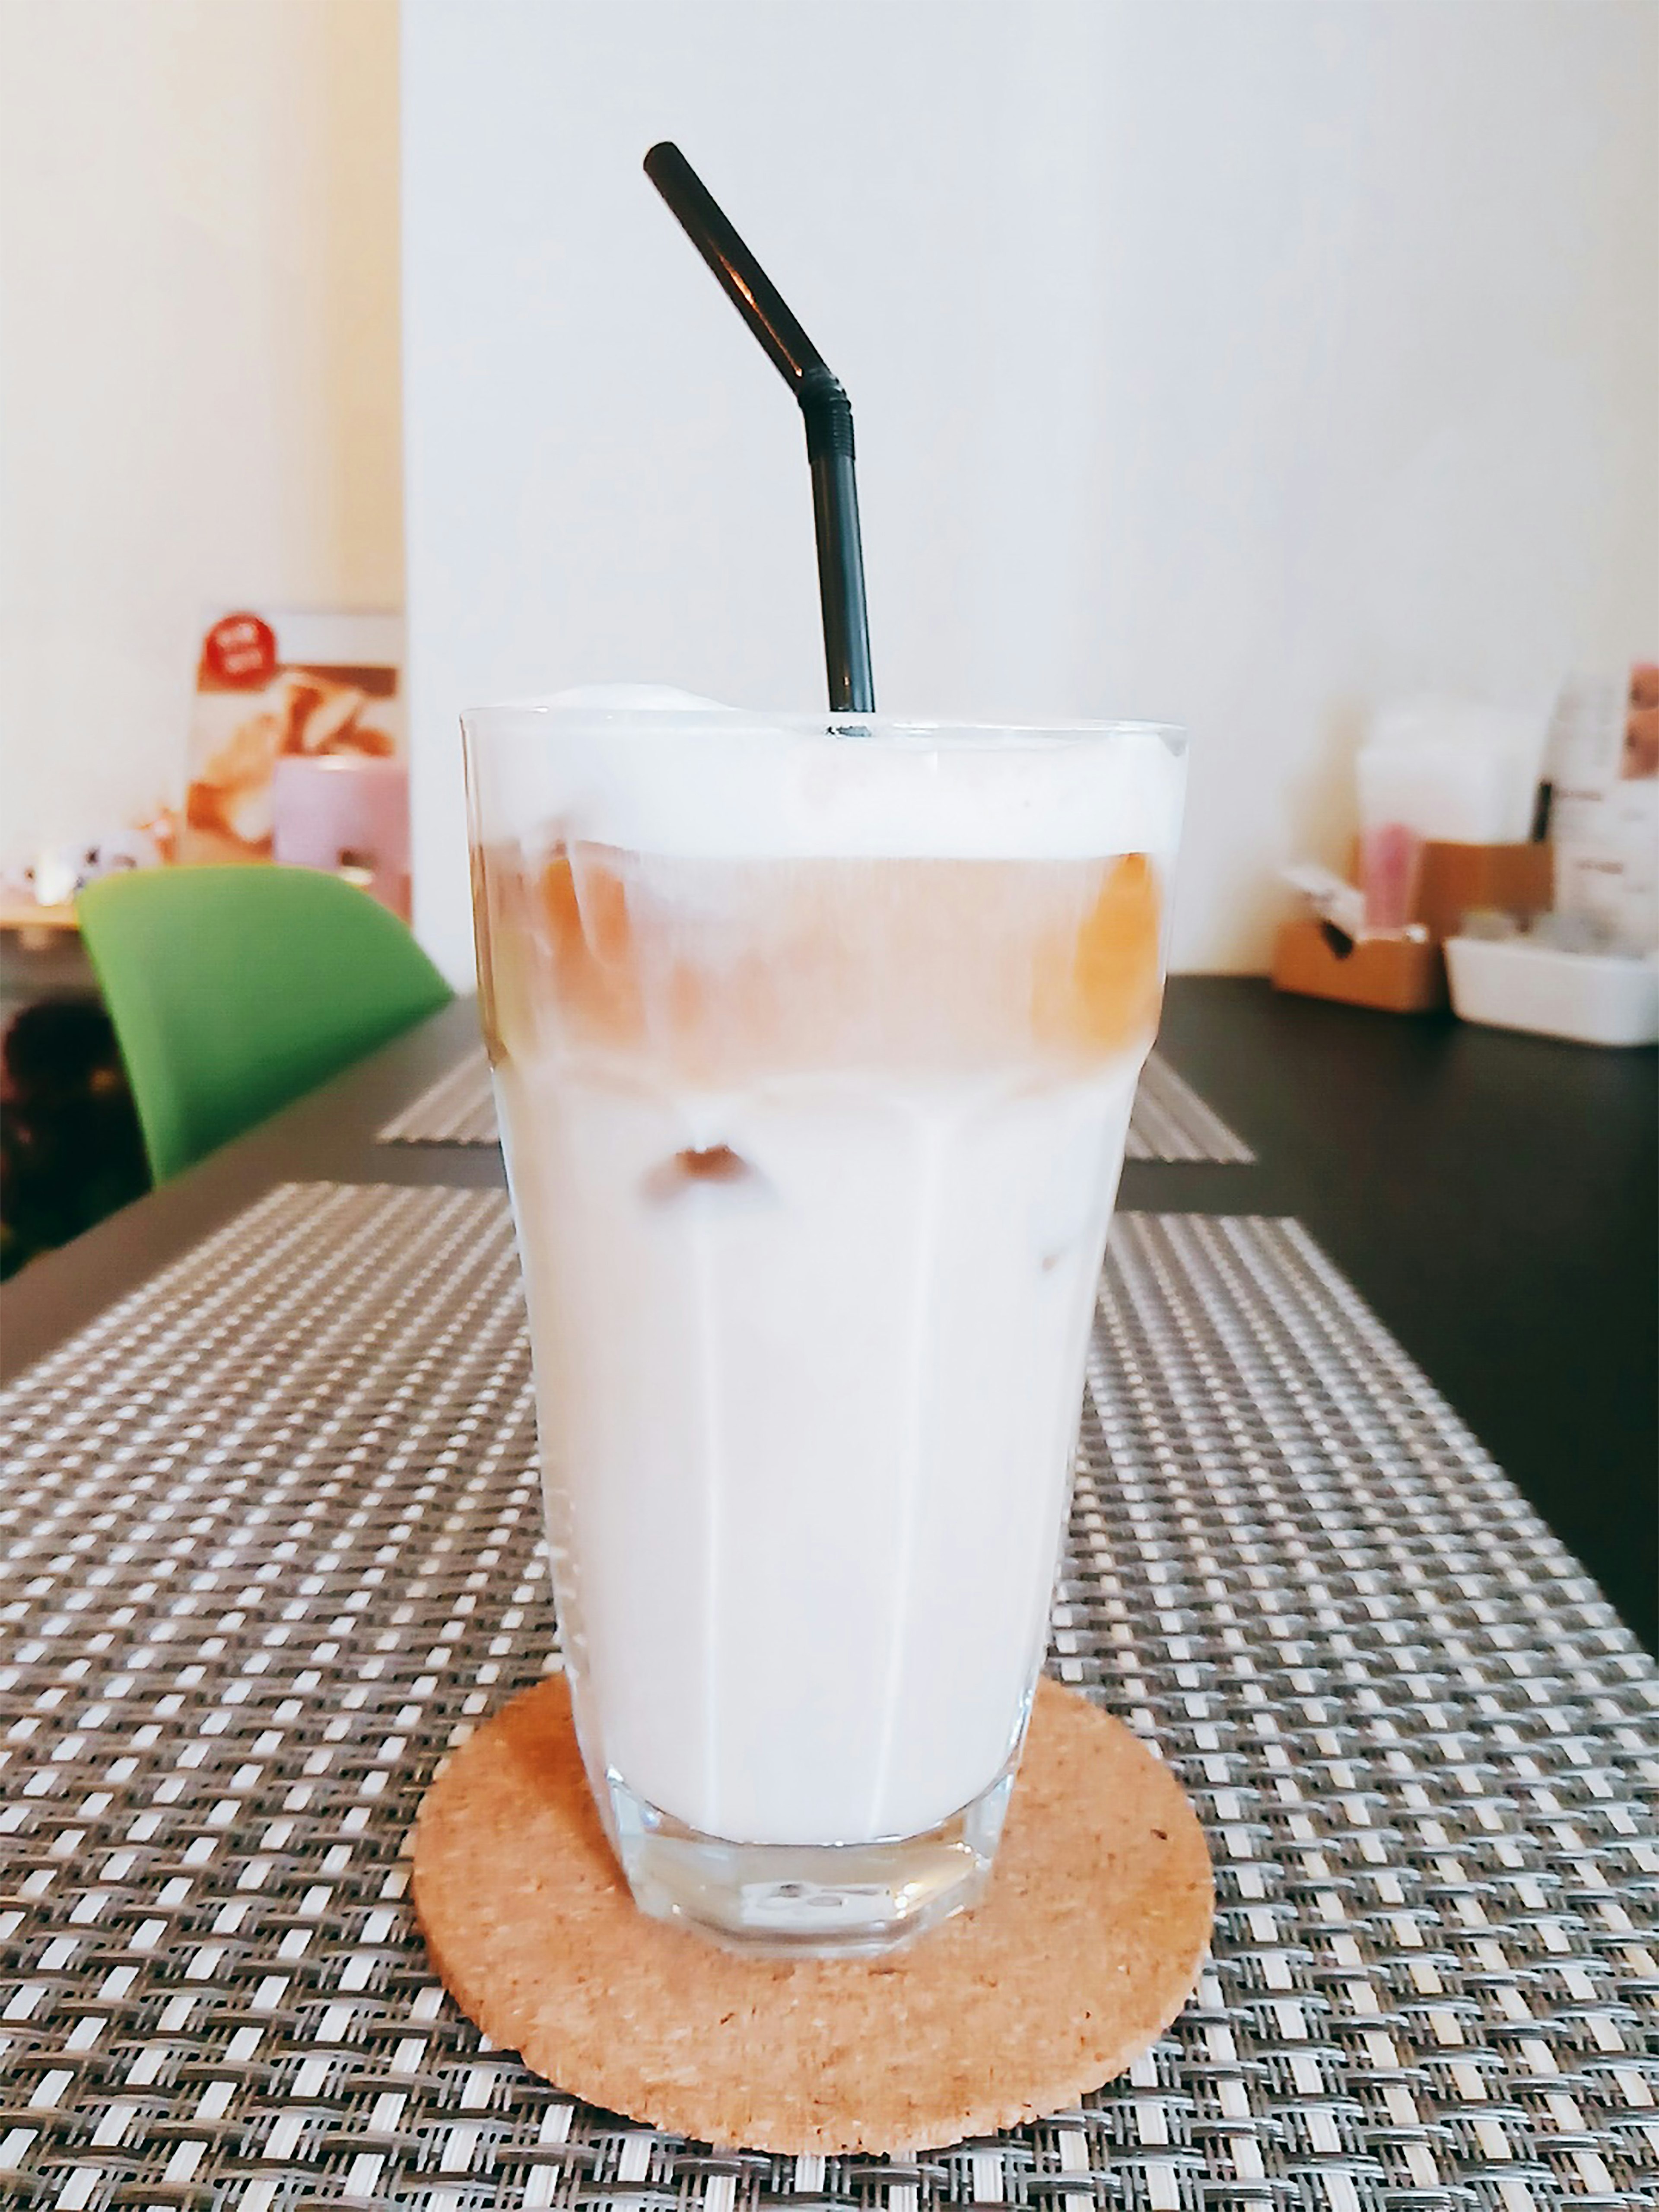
xmin=77 ymin=866 xmax=453 ymax=1182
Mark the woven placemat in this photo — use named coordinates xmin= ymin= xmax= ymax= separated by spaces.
xmin=377 ymin=1046 xmax=1256 ymax=1164
xmin=1123 ymin=1054 xmax=1253 ymax=1164
xmin=0 ymin=1185 xmax=1652 ymax=2209
xmin=378 ymin=1046 xmax=502 ymax=1146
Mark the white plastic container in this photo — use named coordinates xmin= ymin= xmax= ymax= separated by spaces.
xmin=1445 ymin=935 xmax=1659 ymax=1046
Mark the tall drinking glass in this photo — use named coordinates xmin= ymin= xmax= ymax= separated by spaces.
xmin=462 ymin=697 xmax=1185 ymax=1953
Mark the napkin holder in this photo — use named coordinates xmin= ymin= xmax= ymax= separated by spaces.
xmin=1272 ymin=841 xmax=1553 ymax=1014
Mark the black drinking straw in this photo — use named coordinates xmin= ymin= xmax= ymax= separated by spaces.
xmin=644 ymin=142 xmax=876 ymax=715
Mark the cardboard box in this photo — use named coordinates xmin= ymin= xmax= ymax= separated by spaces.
xmin=1414 ymin=841 xmax=1553 ymax=942
xmin=1271 ymin=919 xmax=1447 ymax=1013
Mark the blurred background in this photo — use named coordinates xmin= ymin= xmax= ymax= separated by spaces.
xmin=1 ymin=0 xmax=1655 ymax=1263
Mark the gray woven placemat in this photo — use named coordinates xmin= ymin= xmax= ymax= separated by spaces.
xmin=1 ymin=1186 xmax=1652 ymax=2210
xmin=378 ymin=1047 xmax=1255 ymax=1164
xmin=378 ymin=1047 xmax=501 ymax=1146
xmin=1122 ymin=1054 xmax=1253 ymax=1164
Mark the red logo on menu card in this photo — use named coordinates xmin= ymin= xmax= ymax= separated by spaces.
xmin=202 ymin=612 xmax=277 ymax=688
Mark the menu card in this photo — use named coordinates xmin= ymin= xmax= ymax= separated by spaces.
xmin=1543 ymin=664 xmax=1659 ymax=951
xmin=181 ymin=610 xmax=405 ymax=864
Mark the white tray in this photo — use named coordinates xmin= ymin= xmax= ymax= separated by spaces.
xmin=1445 ymin=934 xmax=1659 ymax=1046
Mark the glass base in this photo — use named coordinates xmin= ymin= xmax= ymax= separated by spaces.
xmin=605 ymin=1767 xmax=1018 ymax=1957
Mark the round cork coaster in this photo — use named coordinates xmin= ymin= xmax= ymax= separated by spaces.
xmin=412 ymin=1675 xmax=1213 ymax=2155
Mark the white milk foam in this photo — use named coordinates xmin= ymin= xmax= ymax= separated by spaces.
xmin=468 ymin=686 xmax=1185 ymax=861
xmin=479 ymin=690 xmax=1183 ymax=1847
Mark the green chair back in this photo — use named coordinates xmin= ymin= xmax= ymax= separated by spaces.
xmin=77 ymin=866 xmax=452 ymax=1182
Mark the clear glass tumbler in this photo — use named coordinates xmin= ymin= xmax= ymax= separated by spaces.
xmin=462 ymin=696 xmax=1185 ymax=1953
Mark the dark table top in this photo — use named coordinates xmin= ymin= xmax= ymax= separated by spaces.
xmin=4 ymin=976 xmax=1653 ymax=1649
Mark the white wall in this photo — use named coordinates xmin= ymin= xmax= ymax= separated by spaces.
xmin=0 ymin=0 xmax=402 ymax=866
xmin=403 ymin=0 xmax=1657 ymax=981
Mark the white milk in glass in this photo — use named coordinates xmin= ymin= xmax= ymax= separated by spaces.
xmin=465 ymin=692 xmax=1184 ymax=1950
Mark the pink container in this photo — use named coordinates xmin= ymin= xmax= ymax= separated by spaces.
xmin=272 ymin=755 xmax=410 ymax=919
